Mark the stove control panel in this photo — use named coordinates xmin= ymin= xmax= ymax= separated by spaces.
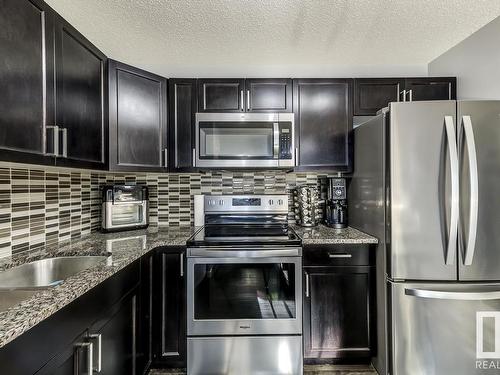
xmin=201 ymin=194 xmax=289 ymax=213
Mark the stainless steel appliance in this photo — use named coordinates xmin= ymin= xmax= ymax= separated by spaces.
xmin=325 ymin=177 xmax=348 ymax=229
xmin=101 ymin=185 xmax=148 ymax=232
xmin=349 ymin=101 xmax=500 ymax=375
xmin=293 ymin=185 xmax=322 ymax=227
xmin=187 ymin=194 xmax=303 ymax=375
xmin=194 ymin=113 xmax=296 ymax=168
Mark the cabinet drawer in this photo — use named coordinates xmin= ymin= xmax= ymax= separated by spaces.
xmin=303 ymin=244 xmax=373 ymax=266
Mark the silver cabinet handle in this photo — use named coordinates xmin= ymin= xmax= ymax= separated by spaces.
xmin=180 ymin=255 xmax=184 ymax=277
xmin=75 ymin=342 xmax=93 ymax=375
xmin=60 ymin=127 xmax=68 ymax=158
xmin=46 ymin=125 xmax=59 ymax=156
xmin=163 ymin=148 xmax=168 ymax=167
xmin=448 ymin=82 xmax=452 ymax=99
xmin=462 ymin=115 xmax=479 ymax=266
xmin=400 ymin=90 xmax=407 ymax=102
xmin=246 ymin=90 xmax=250 ymax=110
xmin=240 ymin=90 xmax=244 ymax=111
xmin=396 ymin=84 xmax=400 ymax=102
xmin=407 ymin=89 xmax=413 ymax=102
xmin=192 ymin=148 xmax=196 ymax=167
xmin=295 ymin=147 xmax=299 ymax=166
xmin=328 ymin=253 xmax=352 ymax=258
xmin=444 ymin=116 xmax=459 ymax=265
xmin=405 ymin=288 xmax=500 ymax=301
xmin=305 ymin=272 xmax=310 ymax=298
xmin=273 ymin=122 xmax=280 ymax=159
xmin=88 ymin=334 xmax=102 ymax=372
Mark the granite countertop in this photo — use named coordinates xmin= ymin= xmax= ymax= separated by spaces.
xmin=291 ymin=224 xmax=378 ymax=245
xmin=0 ymin=223 xmax=377 ymax=349
xmin=0 ymin=226 xmax=198 ymax=349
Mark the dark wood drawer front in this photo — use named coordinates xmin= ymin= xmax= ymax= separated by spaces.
xmin=303 ymin=244 xmax=372 ymax=266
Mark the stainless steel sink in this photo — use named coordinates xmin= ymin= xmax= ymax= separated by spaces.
xmin=0 ymin=289 xmax=38 ymax=313
xmin=0 ymin=256 xmax=108 ymax=289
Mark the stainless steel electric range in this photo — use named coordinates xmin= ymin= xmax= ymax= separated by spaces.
xmin=186 ymin=194 xmax=303 ymax=375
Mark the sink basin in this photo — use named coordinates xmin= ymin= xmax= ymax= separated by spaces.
xmin=0 ymin=256 xmax=108 ymax=289
xmin=0 ymin=289 xmax=38 ymax=313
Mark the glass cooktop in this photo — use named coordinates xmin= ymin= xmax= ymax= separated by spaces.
xmin=187 ymin=224 xmax=302 ymax=247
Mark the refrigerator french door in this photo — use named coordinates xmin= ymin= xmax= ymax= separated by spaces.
xmin=386 ymin=100 xmax=500 ymax=375
xmin=388 ymin=100 xmax=500 ymax=282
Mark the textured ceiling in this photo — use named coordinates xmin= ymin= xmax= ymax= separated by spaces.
xmin=44 ymin=0 xmax=500 ymax=77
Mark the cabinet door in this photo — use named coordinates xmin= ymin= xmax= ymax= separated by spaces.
xmin=108 ymin=60 xmax=167 ymax=172
xmin=404 ymin=77 xmax=456 ymax=101
xmin=303 ymin=266 xmax=372 ymax=361
xmin=154 ymin=247 xmax=186 ymax=367
xmin=89 ymin=290 xmax=139 ymax=375
xmin=354 ymin=78 xmax=404 ymax=116
xmin=137 ymin=251 xmax=154 ymax=374
xmin=36 ymin=331 xmax=91 ymax=375
xmin=0 ymin=0 xmax=56 ymax=165
xmin=294 ymin=79 xmax=353 ymax=171
xmin=168 ymin=79 xmax=197 ymax=171
xmin=245 ymin=78 xmax=292 ymax=112
xmin=54 ymin=16 xmax=107 ymax=169
xmin=198 ymin=79 xmax=245 ymax=112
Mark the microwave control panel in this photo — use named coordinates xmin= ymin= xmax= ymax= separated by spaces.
xmin=279 ymin=123 xmax=293 ymax=159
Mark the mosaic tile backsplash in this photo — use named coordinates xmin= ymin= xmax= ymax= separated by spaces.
xmin=0 ymin=163 xmax=325 ymax=258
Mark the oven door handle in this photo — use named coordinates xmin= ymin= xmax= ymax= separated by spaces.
xmin=187 ymin=248 xmax=302 ymax=258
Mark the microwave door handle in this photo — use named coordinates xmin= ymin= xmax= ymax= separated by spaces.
xmin=273 ymin=123 xmax=279 ymax=159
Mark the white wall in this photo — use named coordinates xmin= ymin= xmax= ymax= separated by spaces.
xmin=429 ymin=16 xmax=500 ymax=99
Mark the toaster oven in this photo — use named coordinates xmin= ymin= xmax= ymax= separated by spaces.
xmin=101 ymin=185 xmax=149 ymax=232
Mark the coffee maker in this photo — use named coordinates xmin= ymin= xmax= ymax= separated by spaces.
xmin=325 ymin=177 xmax=348 ymax=228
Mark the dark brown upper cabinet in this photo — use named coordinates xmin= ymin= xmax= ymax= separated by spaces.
xmin=52 ymin=15 xmax=107 ymax=170
xmin=404 ymin=77 xmax=456 ymax=101
xmin=354 ymin=78 xmax=405 ymax=116
xmin=0 ymin=0 xmax=56 ymax=165
xmin=169 ymin=79 xmax=197 ymax=171
xmin=245 ymin=79 xmax=292 ymax=112
xmin=354 ymin=77 xmax=457 ymax=116
xmin=293 ymin=79 xmax=353 ymax=172
xmin=197 ymin=79 xmax=245 ymax=112
xmin=108 ymin=60 xmax=168 ymax=172
xmin=197 ymin=78 xmax=292 ymax=113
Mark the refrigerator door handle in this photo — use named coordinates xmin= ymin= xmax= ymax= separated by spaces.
xmin=405 ymin=288 xmax=500 ymax=301
xmin=444 ymin=116 xmax=459 ymax=265
xmin=462 ymin=115 xmax=479 ymax=266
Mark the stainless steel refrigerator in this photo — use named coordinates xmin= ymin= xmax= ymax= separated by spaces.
xmin=349 ymin=100 xmax=500 ymax=375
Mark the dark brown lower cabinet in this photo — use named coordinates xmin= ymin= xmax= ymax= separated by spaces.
xmin=303 ymin=246 xmax=374 ymax=364
xmin=37 ymin=288 xmax=140 ymax=375
xmin=153 ymin=246 xmax=186 ymax=368
xmin=35 ymin=331 xmax=89 ymax=375
xmin=89 ymin=290 xmax=139 ymax=374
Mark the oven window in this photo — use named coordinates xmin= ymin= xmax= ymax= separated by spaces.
xmin=193 ymin=263 xmax=296 ymax=320
xmin=199 ymin=122 xmax=273 ymax=159
xmin=111 ymin=205 xmax=143 ymax=226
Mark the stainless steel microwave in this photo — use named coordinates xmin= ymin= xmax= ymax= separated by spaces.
xmin=194 ymin=113 xmax=296 ymax=168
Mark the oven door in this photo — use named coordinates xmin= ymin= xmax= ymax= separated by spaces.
xmin=187 ymin=254 xmax=302 ymax=336
xmin=195 ymin=113 xmax=282 ymax=168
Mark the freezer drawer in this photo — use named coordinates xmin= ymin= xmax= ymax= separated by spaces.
xmin=390 ymin=281 xmax=500 ymax=375
xmin=187 ymin=336 xmax=303 ymax=375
